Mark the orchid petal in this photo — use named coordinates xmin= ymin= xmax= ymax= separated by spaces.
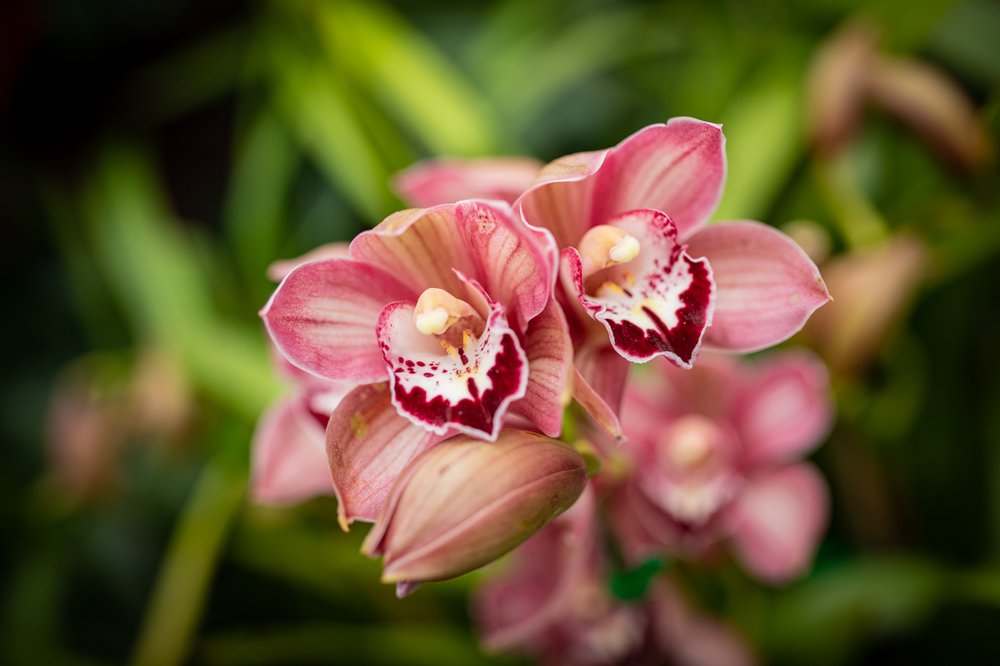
xmin=726 ymin=464 xmax=828 ymax=584
xmin=377 ymin=283 xmax=528 ymax=441
xmin=735 ymin=352 xmax=833 ymax=468
xmin=261 ymin=259 xmax=416 ymax=382
xmin=562 ymin=209 xmax=714 ymax=367
xmin=251 ymin=394 xmax=333 ymax=505
xmin=394 ymin=157 xmax=542 ymax=207
xmin=590 ymin=118 xmax=726 ymax=239
xmin=571 ymin=344 xmax=629 ymax=438
xmin=326 ymin=383 xmax=443 ymax=527
xmin=351 ymin=201 xmax=553 ymax=326
xmin=516 ymin=149 xmax=608 ymax=250
xmin=266 ymin=242 xmax=351 ymax=282
xmin=686 ymin=221 xmax=831 ymax=353
xmin=510 ymin=301 xmax=572 ymax=438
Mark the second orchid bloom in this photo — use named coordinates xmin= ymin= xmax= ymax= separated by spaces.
xmin=255 ymin=117 xmax=832 ymax=597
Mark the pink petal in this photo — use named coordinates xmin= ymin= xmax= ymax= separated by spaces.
xmin=394 ymin=157 xmax=542 ymax=207
xmin=510 ymin=301 xmax=573 ymax=438
xmin=590 ymin=118 xmax=726 ymax=239
xmin=376 ymin=284 xmax=529 ymax=441
xmin=686 ymin=221 xmax=831 ymax=353
xmin=351 ymin=201 xmax=554 ymax=327
xmin=725 ymin=464 xmax=829 ymax=584
xmin=261 ymin=259 xmax=416 ymax=382
xmin=516 ymin=149 xmax=608 ymax=250
xmin=251 ymin=394 xmax=334 ymax=505
xmin=571 ymin=343 xmax=629 ymax=439
xmin=735 ymin=352 xmax=833 ymax=468
xmin=651 ymin=578 xmax=757 ymax=666
xmin=562 ymin=209 xmax=714 ymax=367
xmin=326 ymin=383 xmax=443 ymax=527
xmin=265 ymin=242 xmax=351 ymax=282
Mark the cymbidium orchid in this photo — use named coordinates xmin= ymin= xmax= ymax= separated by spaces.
xmin=363 ymin=430 xmax=587 ymax=596
xmin=609 ymin=351 xmax=832 ymax=583
xmin=260 ymin=199 xmax=571 ymax=527
xmin=396 ymin=118 xmax=831 ymax=426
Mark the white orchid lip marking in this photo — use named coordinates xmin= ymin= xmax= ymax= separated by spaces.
xmin=379 ymin=281 xmax=529 ymax=440
xmin=577 ymin=224 xmax=641 ymax=279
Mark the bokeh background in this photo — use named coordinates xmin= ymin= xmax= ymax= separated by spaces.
xmin=3 ymin=0 xmax=1000 ymax=664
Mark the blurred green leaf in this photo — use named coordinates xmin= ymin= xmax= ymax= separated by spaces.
xmin=315 ymin=0 xmax=503 ymax=156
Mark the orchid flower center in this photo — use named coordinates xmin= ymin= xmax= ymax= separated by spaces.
xmin=661 ymin=415 xmax=720 ymax=473
xmin=577 ymin=225 xmax=641 ymax=279
xmin=411 ymin=287 xmax=487 ymax=357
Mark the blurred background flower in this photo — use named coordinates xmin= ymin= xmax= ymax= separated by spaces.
xmin=3 ymin=0 xmax=1000 ymax=664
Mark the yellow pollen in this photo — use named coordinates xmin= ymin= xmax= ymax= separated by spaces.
xmin=440 ymin=339 xmax=460 ymax=359
xmin=596 ymin=281 xmax=627 ymax=299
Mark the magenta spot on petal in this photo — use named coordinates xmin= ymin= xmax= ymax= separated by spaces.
xmin=607 ymin=258 xmax=712 ymax=364
xmin=394 ymin=334 xmax=523 ymax=435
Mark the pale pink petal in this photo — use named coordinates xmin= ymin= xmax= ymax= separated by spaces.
xmin=561 ymin=209 xmax=714 ymax=367
xmin=350 ymin=207 xmax=475 ymax=300
xmin=351 ymin=201 xmax=553 ymax=326
xmin=686 ymin=221 xmax=831 ymax=353
xmin=725 ymin=464 xmax=829 ymax=584
xmin=251 ymin=394 xmax=333 ymax=505
xmin=572 ymin=366 xmax=623 ymax=441
xmin=394 ymin=157 xmax=542 ymax=207
xmin=326 ymin=383 xmax=443 ymax=527
xmin=261 ymin=259 xmax=416 ymax=382
xmin=376 ymin=281 xmax=528 ymax=441
xmin=735 ymin=352 xmax=833 ymax=468
xmin=510 ymin=301 xmax=573 ymax=438
xmin=266 ymin=242 xmax=351 ymax=282
xmin=590 ymin=118 xmax=726 ymax=239
xmin=516 ymin=149 xmax=608 ymax=250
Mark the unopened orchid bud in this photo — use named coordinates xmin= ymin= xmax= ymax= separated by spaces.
xmin=362 ymin=430 xmax=588 ymax=593
xmin=867 ymin=56 xmax=992 ymax=172
xmin=807 ymin=21 xmax=878 ymax=155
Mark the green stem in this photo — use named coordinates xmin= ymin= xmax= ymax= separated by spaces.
xmin=129 ymin=456 xmax=246 ymax=666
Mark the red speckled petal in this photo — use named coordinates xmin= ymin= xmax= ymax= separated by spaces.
xmin=561 ymin=209 xmax=715 ymax=368
xmin=376 ymin=282 xmax=528 ymax=441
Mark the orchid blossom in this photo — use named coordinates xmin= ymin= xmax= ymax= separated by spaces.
xmin=610 ymin=351 xmax=833 ymax=583
xmin=260 ymin=200 xmax=571 ymax=527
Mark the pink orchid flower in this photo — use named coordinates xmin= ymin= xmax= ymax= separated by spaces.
xmin=516 ymin=119 xmax=831 ymax=418
xmin=260 ymin=200 xmax=571 ymax=527
xmin=394 ymin=156 xmax=542 ymax=208
xmin=610 ymin=351 xmax=832 ymax=584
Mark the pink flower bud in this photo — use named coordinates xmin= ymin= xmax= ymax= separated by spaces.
xmin=362 ymin=430 xmax=588 ymax=591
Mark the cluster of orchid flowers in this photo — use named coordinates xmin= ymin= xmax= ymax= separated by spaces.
xmin=252 ymin=118 xmax=833 ymax=664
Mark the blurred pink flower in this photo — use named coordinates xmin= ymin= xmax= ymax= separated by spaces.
xmin=260 ymin=200 xmax=569 ymax=527
xmin=475 ymin=487 xmax=756 ymax=665
xmin=250 ymin=355 xmax=351 ymax=506
xmin=394 ymin=156 xmax=542 ymax=207
xmin=611 ymin=351 xmax=832 ymax=583
xmin=362 ymin=430 xmax=586 ymax=596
